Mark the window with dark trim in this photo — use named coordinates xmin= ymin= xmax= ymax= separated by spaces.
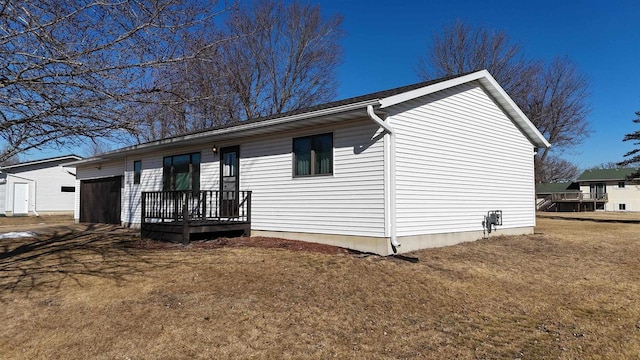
xmin=619 ymin=203 xmax=627 ymax=210
xmin=61 ymin=186 xmax=75 ymax=193
xmin=618 ymin=181 xmax=625 ymax=188
xmin=133 ymin=160 xmax=142 ymax=184
xmin=293 ymin=133 xmax=333 ymax=177
xmin=163 ymin=153 xmax=200 ymax=191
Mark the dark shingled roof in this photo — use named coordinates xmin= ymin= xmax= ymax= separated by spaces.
xmin=535 ymin=182 xmax=580 ymax=194
xmin=164 ymin=71 xmax=477 ymax=140
xmin=0 ymin=154 xmax=81 ymax=170
xmin=577 ymin=168 xmax=638 ymax=182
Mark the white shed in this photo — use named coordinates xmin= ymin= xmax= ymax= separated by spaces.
xmin=71 ymin=71 xmax=550 ymax=255
xmin=0 ymin=155 xmax=81 ymax=216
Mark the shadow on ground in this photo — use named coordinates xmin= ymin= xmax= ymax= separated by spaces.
xmin=0 ymin=224 xmax=162 ymax=298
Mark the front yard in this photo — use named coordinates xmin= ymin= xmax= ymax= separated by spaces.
xmin=1 ymin=216 xmax=639 ymax=359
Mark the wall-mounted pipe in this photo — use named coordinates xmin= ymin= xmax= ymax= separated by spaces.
xmin=367 ymin=105 xmax=400 ymax=252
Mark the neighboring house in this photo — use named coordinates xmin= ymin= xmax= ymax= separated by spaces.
xmin=536 ymin=168 xmax=640 ymax=212
xmin=69 ymin=70 xmax=550 ymax=256
xmin=0 ymin=155 xmax=81 ymax=216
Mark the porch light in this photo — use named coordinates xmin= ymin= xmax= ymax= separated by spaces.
xmin=212 ymin=145 xmax=218 ymax=154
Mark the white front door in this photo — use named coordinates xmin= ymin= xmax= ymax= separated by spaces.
xmin=13 ymin=183 xmax=29 ymax=215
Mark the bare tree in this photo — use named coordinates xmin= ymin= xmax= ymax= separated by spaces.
xmin=535 ymin=156 xmax=580 ymax=183
xmin=520 ymin=57 xmax=591 ymax=162
xmin=415 ymin=20 xmax=538 ymax=106
xmin=416 ymin=21 xmax=590 ymax=182
xmin=0 ymin=0 xmax=230 ymax=162
xmin=587 ymin=162 xmax=620 ymax=170
xmin=0 ymin=147 xmax=19 ymax=166
xmin=82 ymin=140 xmax=113 ymax=158
xmin=136 ymin=0 xmax=343 ymax=141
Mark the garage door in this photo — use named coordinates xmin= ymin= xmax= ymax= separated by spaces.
xmin=80 ymin=176 xmax=122 ymax=224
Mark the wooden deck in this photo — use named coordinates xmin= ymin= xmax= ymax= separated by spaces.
xmin=537 ymin=192 xmax=608 ymax=212
xmin=141 ymin=190 xmax=251 ymax=244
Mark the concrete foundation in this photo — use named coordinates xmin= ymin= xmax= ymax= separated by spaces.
xmin=252 ymin=226 xmax=535 ymax=256
xmin=396 ymin=226 xmax=535 ymax=253
xmin=251 ymin=230 xmax=392 ymax=255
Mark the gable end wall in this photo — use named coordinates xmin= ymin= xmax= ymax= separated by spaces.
xmin=390 ymin=82 xmax=536 ymax=239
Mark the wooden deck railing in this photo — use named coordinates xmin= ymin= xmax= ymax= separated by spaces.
xmin=548 ymin=192 xmax=608 ymax=201
xmin=141 ymin=190 xmax=252 ymax=224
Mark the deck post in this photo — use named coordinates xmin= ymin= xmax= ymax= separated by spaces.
xmin=182 ymin=192 xmax=189 ymax=245
xmin=141 ymin=192 xmax=146 ymax=225
xmin=173 ymin=192 xmax=179 ymax=222
xmin=247 ymin=191 xmax=252 ymax=223
xmin=202 ymin=191 xmax=207 ymax=220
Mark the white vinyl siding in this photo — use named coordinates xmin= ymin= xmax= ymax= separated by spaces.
xmin=106 ymin=120 xmax=385 ymax=236
xmin=240 ymin=120 xmax=385 ymax=237
xmin=0 ymin=160 xmax=77 ymax=215
xmin=13 ymin=166 xmax=76 ymax=213
xmin=390 ymin=82 xmax=536 ymax=236
xmin=0 ymin=180 xmax=5 ymax=213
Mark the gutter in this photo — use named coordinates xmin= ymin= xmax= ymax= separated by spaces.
xmin=367 ymin=105 xmax=400 ymax=253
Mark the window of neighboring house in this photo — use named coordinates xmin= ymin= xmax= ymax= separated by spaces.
xmin=163 ymin=153 xmax=201 ymax=191
xmin=293 ymin=133 xmax=333 ymax=177
xmin=61 ymin=186 xmax=75 ymax=192
xmin=619 ymin=203 xmax=627 ymax=211
xmin=618 ymin=181 xmax=625 ymax=188
xmin=133 ymin=160 xmax=142 ymax=185
xmin=589 ymin=183 xmax=606 ymax=199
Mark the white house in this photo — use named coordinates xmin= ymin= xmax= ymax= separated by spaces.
xmin=537 ymin=168 xmax=640 ymax=212
xmin=578 ymin=168 xmax=640 ymax=211
xmin=0 ymin=155 xmax=81 ymax=216
xmin=70 ymin=70 xmax=550 ymax=255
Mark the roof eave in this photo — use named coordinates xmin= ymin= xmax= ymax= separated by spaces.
xmin=578 ymin=178 xmax=635 ymax=182
xmin=0 ymin=154 xmax=82 ymax=170
xmin=69 ymin=99 xmax=382 ymax=167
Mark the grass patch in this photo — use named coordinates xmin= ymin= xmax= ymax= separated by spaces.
xmin=1 ymin=218 xmax=640 ymax=359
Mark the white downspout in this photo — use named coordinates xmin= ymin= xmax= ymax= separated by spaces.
xmin=367 ymin=105 xmax=400 ymax=252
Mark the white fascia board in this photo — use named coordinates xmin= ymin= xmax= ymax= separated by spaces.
xmin=477 ymin=73 xmax=551 ymax=149
xmin=379 ymin=71 xmax=490 ymax=108
xmin=69 ymin=99 xmax=380 ymax=167
xmin=379 ymin=70 xmax=551 ymax=149
xmin=1 ymin=155 xmax=83 ymax=170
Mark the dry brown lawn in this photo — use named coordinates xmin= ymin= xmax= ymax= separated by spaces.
xmin=538 ymin=210 xmax=640 ymax=221
xmin=0 ymin=214 xmax=74 ymax=228
xmin=1 ymin=216 xmax=639 ymax=359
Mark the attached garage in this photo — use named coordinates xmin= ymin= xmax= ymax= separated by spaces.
xmin=80 ymin=176 xmax=122 ymax=224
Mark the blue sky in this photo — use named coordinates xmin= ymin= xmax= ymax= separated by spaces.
xmin=25 ymin=0 xmax=639 ymax=169
xmin=316 ymin=0 xmax=640 ymax=169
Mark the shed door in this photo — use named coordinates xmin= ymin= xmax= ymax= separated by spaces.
xmin=80 ymin=176 xmax=122 ymax=224
xmin=13 ymin=183 xmax=29 ymax=215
